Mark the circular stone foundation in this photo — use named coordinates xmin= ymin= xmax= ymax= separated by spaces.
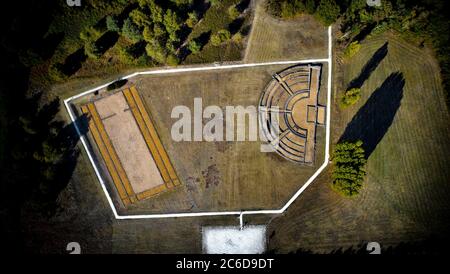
xmin=259 ymin=64 xmax=323 ymax=164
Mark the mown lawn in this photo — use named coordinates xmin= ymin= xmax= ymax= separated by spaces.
xmin=267 ymin=32 xmax=450 ymax=253
xmin=244 ymin=0 xmax=327 ymax=62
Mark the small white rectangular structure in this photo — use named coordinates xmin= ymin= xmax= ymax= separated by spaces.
xmin=202 ymin=225 xmax=266 ymax=254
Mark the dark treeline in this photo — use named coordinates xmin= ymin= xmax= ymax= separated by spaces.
xmin=0 ymin=0 xmax=81 ymax=253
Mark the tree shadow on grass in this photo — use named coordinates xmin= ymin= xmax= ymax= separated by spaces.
xmin=192 ymin=0 xmax=211 ymax=19
xmin=61 ymin=48 xmax=87 ymax=76
xmin=180 ymin=30 xmax=212 ymax=61
xmin=95 ymin=31 xmax=119 ymax=56
xmin=348 ymin=42 xmax=388 ymax=90
xmin=195 ymin=30 xmax=212 ymax=48
xmin=236 ymin=0 xmax=251 ymax=12
xmin=61 ymin=31 xmax=118 ymax=77
xmin=339 ymin=72 xmax=405 ymax=159
xmin=24 ymin=98 xmax=88 ymax=215
xmin=240 ymin=24 xmax=252 ymax=36
xmin=107 ymin=79 xmax=128 ymax=91
xmin=44 ymin=114 xmax=88 ymax=209
xmin=229 ymin=17 xmax=245 ymax=35
xmin=0 ymin=91 xmax=87 ymax=218
xmin=352 ymin=22 xmax=377 ymax=43
xmin=177 ymin=0 xmax=211 ymax=44
xmin=37 ymin=32 xmax=65 ymax=60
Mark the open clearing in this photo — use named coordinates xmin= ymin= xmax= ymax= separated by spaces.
xmin=74 ymin=63 xmax=328 ymax=214
xmin=31 ymin=2 xmax=447 ymax=254
xmin=21 ymin=4 xmax=331 ymax=253
xmin=267 ymin=32 xmax=450 ymax=253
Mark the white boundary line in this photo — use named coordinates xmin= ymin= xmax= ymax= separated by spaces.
xmin=63 ymin=26 xmax=333 ymax=225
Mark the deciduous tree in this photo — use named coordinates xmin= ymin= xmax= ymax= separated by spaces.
xmin=331 ymin=141 xmax=366 ymax=197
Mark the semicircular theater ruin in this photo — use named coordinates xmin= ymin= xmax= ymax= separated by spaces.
xmin=259 ymin=64 xmax=326 ymax=164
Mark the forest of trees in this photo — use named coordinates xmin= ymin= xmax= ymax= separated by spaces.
xmin=331 ymin=141 xmax=367 ymax=197
xmin=45 ymin=0 xmax=249 ymax=81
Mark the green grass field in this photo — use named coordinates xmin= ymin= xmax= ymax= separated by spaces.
xmin=266 ymin=31 xmax=450 ymax=253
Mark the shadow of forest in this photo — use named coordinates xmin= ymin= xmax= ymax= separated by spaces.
xmin=0 ymin=0 xmax=83 ymax=253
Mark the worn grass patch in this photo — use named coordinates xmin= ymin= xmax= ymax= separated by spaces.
xmin=244 ymin=1 xmax=327 ymax=62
